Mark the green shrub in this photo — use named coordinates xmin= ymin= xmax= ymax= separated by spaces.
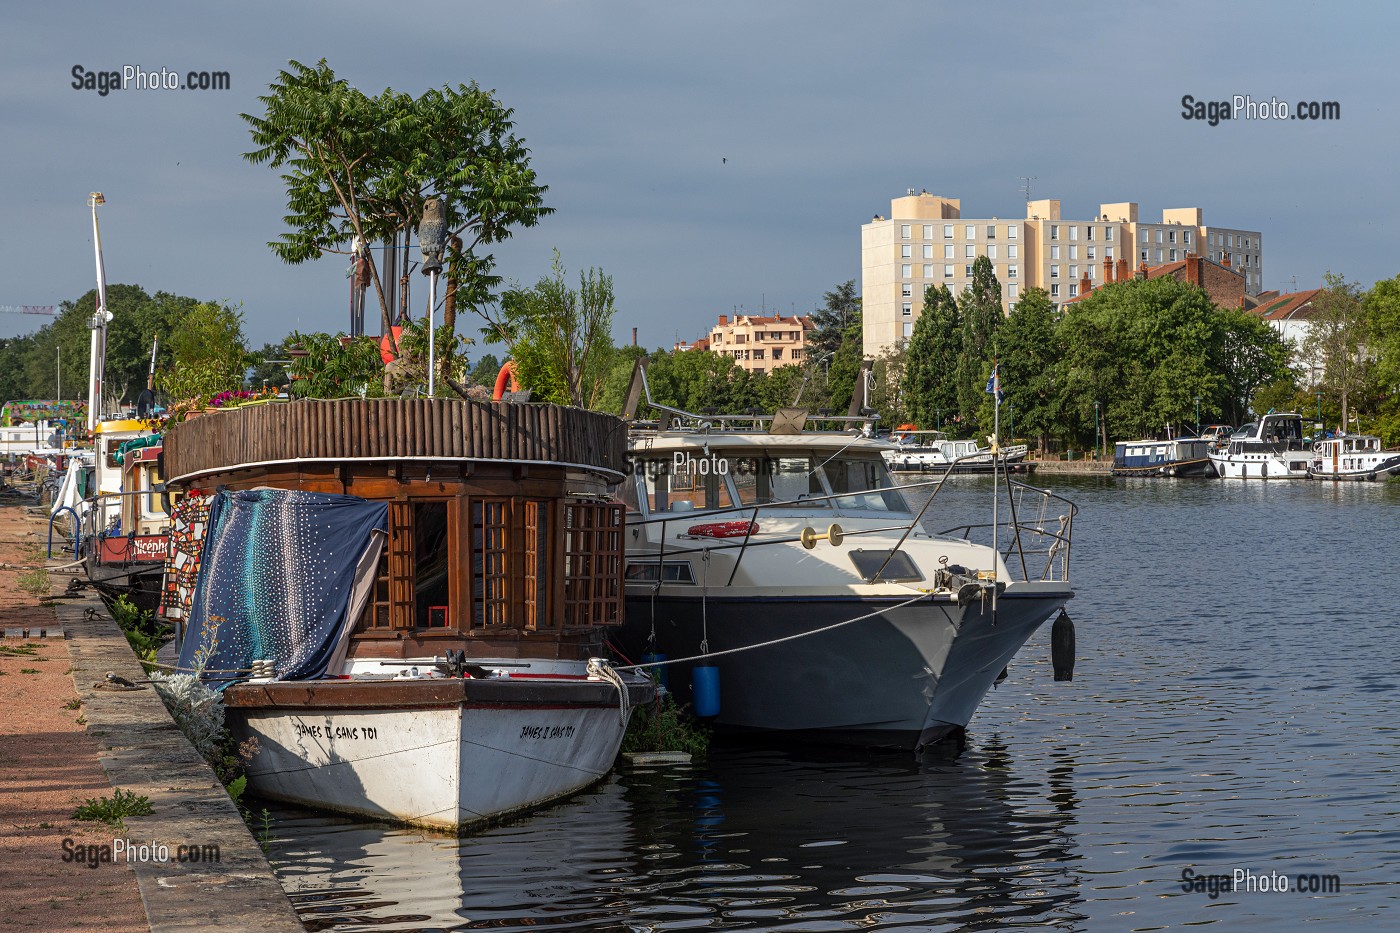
xmin=622 ymin=693 xmax=710 ymax=757
xmin=72 ymin=788 xmax=153 ymax=828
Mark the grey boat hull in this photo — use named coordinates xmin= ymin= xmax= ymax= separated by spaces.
xmin=621 ymin=583 xmax=1072 ymax=750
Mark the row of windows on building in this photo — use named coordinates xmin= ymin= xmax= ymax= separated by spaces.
xmin=900 ymin=223 xmax=1122 ymax=242
xmin=901 ymin=242 xmax=1128 ymax=262
xmin=711 ymin=329 xmax=803 ymax=346
xmin=727 ymin=347 xmax=801 ymax=361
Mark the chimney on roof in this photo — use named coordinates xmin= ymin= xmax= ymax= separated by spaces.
xmin=1185 ymin=252 xmax=1201 ymax=285
xmin=718 ymin=314 xmax=728 ymax=326
xmin=1221 ymin=253 xmax=1232 ymax=268
xmin=1079 ymin=270 xmax=1091 ymax=296
xmin=1136 ymin=261 xmax=1148 ymax=280
xmin=1117 ymin=258 xmax=1130 ymax=282
xmin=632 ymin=326 xmax=638 ymax=346
xmin=1103 ymin=256 xmax=1114 ymax=284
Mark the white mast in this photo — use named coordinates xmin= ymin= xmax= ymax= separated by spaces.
xmin=87 ymin=192 xmax=113 ymax=432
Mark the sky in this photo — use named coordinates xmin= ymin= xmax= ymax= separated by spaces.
xmin=1 ymin=1 xmax=1396 ymax=351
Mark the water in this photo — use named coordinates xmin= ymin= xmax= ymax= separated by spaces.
xmin=266 ymin=477 xmax=1400 ymax=930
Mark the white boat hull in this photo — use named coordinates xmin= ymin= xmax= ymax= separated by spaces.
xmin=227 ymin=675 xmax=651 ymax=832
xmin=1208 ymin=449 xmax=1311 ymax=479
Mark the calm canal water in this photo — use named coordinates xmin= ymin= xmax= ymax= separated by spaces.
xmin=266 ymin=476 xmax=1400 ymax=930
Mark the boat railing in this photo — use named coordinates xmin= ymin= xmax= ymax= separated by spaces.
xmin=934 ymin=479 xmax=1077 ymax=583
xmin=75 ymin=490 xmax=169 ymax=563
xmin=628 ymin=452 xmax=1076 ymax=584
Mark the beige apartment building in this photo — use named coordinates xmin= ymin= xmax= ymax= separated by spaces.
xmin=682 ymin=313 xmax=815 ymax=376
xmin=861 ymin=190 xmax=1263 ymax=357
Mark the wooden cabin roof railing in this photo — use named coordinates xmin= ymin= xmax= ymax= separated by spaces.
xmin=162 ymin=399 xmax=628 ymax=486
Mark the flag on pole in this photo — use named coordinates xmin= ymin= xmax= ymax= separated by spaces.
xmin=985 ymin=363 xmax=1004 ymax=404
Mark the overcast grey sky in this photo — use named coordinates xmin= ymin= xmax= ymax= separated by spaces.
xmin=1 ymin=1 xmax=1394 ymax=349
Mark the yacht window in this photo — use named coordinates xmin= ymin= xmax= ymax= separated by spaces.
xmin=848 ymin=548 xmax=923 ymax=583
xmin=638 ymin=458 xmax=735 ymax=514
xmin=730 ymin=456 xmax=827 ymax=508
xmin=625 ymin=560 xmax=696 ymax=584
xmin=821 ymin=457 xmax=909 ymax=512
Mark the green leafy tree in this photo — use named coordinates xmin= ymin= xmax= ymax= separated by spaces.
xmin=1217 ymin=308 xmax=1292 ymax=425
xmin=248 ymin=342 xmax=291 ymax=392
xmin=468 ymin=352 xmax=502 ymax=388
xmin=868 ymin=341 xmax=910 ymax=427
xmin=1302 ymin=272 xmax=1370 ymax=430
xmin=995 ymin=287 xmax=1059 ymax=448
xmin=157 ymin=303 xmax=250 ymax=402
xmin=481 ymin=252 xmax=617 ymax=408
xmin=824 ymin=324 xmax=862 ymax=412
xmin=285 ymin=331 xmax=389 ymax=399
xmin=642 ymin=349 xmax=745 ymax=414
xmin=12 ymin=285 xmax=204 ymax=408
xmin=808 ymin=280 xmax=861 ymax=359
xmin=905 ymin=284 xmax=961 ymax=429
xmin=242 ymin=58 xmax=551 ymax=341
xmin=1363 ymin=275 xmax=1400 ymax=444
xmin=954 ymin=256 xmax=1002 ymax=434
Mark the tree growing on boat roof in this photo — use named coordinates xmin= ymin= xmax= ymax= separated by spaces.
xmin=480 ymin=251 xmax=617 ymax=408
xmin=242 ymin=59 xmax=551 ymax=345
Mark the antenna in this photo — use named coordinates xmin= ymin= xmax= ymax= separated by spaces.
xmin=1019 ymin=176 xmax=1037 ymax=202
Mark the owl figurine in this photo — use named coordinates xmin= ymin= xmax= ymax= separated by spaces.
xmin=417 ymin=198 xmax=448 ymax=275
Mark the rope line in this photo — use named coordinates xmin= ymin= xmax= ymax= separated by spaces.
xmin=618 ymin=591 xmax=933 ymax=672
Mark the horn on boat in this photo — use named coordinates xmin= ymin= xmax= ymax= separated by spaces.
xmin=799 ymin=523 xmax=844 ymax=550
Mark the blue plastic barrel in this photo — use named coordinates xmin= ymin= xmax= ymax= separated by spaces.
xmin=692 ymin=664 xmax=721 ymax=717
xmin=641 ymin=652 xmax=668 ymax=691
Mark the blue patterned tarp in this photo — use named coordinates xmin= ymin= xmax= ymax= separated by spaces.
xmin=176 ymin=488 xmax=388 ymax=684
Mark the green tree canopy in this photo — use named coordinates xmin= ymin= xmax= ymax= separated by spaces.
xmin=807 ymin=280 xmax=861 ymax=359
xmin=995 ymin=286 xmax=1059 ymax=446
xmin=482 ymin=252 xmax=617 ymax=408
xmin=1303 ymin=272 xmax=1369 ymax=429
xmin=242 ymin=59 xmax=551 ymax=339
xmin=905 ymin=284 xmax=961 ymax=429
xmin=157 ymin=303 xmax=250 ymax=402
xmin=955 ymin=256 xmax=1002 ymax=434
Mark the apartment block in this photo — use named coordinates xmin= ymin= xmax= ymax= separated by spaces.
xmin=861 ymin=191 xmax=1263 ymax=357
xmin=685 ymin=313 xmax=814 ymax=376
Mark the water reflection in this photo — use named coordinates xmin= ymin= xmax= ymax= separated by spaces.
xmin=270 ymin=738 xmax=1088 ymax=931
xmin=270 ymin=477 xmax=1400 ymax=929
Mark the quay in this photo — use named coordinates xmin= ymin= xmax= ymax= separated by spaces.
xmin=0 ymin=504 xmax=304 ymax=933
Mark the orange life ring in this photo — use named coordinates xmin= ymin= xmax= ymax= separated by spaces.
xmin=492 ymin=360 xmax=521 ymax=400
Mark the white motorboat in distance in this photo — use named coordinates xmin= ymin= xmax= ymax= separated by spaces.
xmin=1207 ymin=412 xmax=1312 ymax=479
xmin=1306 ymin=433 xmax=1400 ymax=482
xmin=884 ymin=428 xmax=1032 ymax=474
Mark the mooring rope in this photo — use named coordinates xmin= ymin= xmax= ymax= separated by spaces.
xmin=618 ymin=591 xmax=933 ymax=672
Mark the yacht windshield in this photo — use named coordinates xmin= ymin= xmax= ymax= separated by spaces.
xmin=636 ymin=458 xmax=735 ymax=515
xmin=821 ymin=457 xmax=909 ymax=513
xmin=730 ymin=455 xmax=828 ymax=508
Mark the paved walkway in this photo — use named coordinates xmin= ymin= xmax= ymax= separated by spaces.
xmin=0 ymin=504 xmax=304 ymax=933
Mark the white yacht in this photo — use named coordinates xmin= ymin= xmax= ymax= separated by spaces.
xmin=884 ymin=428 xmax=1031 ymax=474
xmin=1207 ymin=412 xmax=1312 ymax=479
xmin=1307 ymin=433 xmax=1400 ymax=482
xmin=617 ymin=367 xmax=1076 ymax=751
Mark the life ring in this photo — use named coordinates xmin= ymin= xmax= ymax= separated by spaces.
xmin=687 ymin=520 xmax=759 ymax=538
xmin=492 ymin=361 xmax=521 ymax=401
